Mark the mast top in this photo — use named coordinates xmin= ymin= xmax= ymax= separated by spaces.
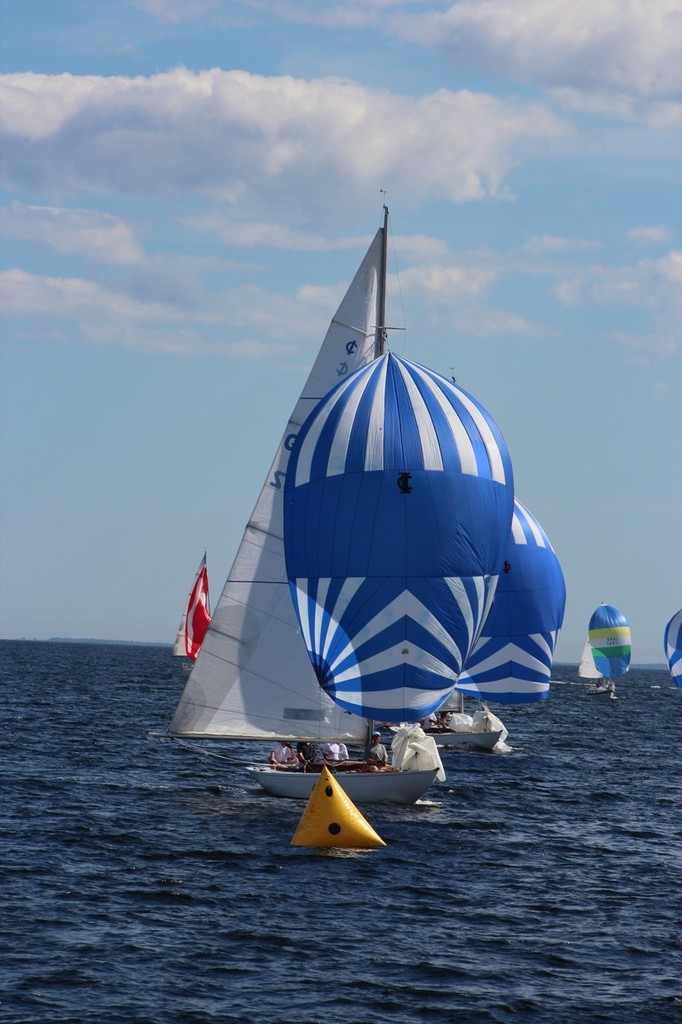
xmin=377 ymin=205 xmax=388 ymax=355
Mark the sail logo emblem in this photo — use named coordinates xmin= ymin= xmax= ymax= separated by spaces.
xmin=397 ymin=472 xmax=412 ymax=494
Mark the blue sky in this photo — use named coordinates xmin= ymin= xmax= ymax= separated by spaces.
xmin=1 ymin=0 xmax=680 ymax=664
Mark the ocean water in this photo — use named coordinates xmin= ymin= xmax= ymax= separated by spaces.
xmin=1 ymin=639 xmax=680 ymax=1024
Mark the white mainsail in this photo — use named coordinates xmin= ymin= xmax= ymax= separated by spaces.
xmin=578 ymin=637 xmax=602 ymax=680
xmin=170 ymin=227 xmax=386 ymax=741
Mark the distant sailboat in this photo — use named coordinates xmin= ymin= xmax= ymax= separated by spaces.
xmin=416 ymin=497 xmax=566 ymax=751
xmin=663 ymin=609 xmax=682 ymax=687
xmin=409 ymin=497 xmax=561 ymax=753
xmin=456 ymin=498 xmax=566 ymax=705
xmin=580 ymin=603 xmax=631 ymax=697
xmin=172 ymin=554 xmax=211 ymax=665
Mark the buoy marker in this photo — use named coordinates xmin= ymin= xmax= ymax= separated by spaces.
xmin=291 ymin=767 xmax=386 ymax=848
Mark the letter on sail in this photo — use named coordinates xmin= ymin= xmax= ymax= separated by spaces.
xmin=283 ymin=352 xmax=514 ymax=723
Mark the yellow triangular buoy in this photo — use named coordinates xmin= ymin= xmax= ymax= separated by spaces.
xmin=291 ymin=767 xmax=386 ymax=848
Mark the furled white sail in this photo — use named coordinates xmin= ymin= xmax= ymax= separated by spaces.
xmin=169 ymin=228 xmax=386 ymax=741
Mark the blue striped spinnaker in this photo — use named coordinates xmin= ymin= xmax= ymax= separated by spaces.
xmin=664 ymin=609 xmax=682 ymax=688
xmin=456 ymin=499 xmax=566 ymax=704
xmin=283 ymin=352 xmax=514 ymax=723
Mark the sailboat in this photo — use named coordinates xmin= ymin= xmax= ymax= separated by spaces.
xmin=423 ymin=497 xmax=566 ymax=749
xmin=171 ymin=553 xmax=211 ymax=668
xmin=414 ymin=690 xmax=509 ymax=752
xmin=663 ymin=609 xmax=682 ymax=687
xmin=168 ymin=207 xmax=514 ymax=802
xmin=578 ymin=636 xmax=604 ymax=687
xmin=580 ymin=603 xmax=631 ymax=696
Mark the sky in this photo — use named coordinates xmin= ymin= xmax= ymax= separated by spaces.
xmin=0 ymin=0 xmax=680 ymax=665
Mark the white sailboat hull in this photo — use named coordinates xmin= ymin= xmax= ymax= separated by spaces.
xmin=428 ymin=729 xmax=504 ymax=752
xmin=246 ymin=766 xmax=439 ymax=803
xmin=584 ymin=683 xmax=617 ymax=697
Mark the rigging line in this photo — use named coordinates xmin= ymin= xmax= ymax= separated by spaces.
xmin=170 ymin=737 xmax=263 ymax=764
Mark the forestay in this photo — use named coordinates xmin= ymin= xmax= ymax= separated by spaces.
xmin=456 ymin=499 xmax=566 ymax=704
xmin=283 ymin=351 xmax=514 ymax=723
xmin=169 ymin=228 xmax=386 ymax=740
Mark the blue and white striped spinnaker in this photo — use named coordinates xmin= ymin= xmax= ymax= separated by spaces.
xmin=455 ymin=499 xmax=566 ymax=704
xmin=588 ymin=604 xmax=631 ymax=679
xmin=663 ymin=609 xmax=682 ymax=688
xmin=283 ymin=352 xmax=514 ymax=723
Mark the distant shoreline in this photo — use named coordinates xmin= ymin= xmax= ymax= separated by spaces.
xmin=0 ymin=637 xmax=666 ymax=669
xmin=3 ymin=637 xmax=171 ymax=648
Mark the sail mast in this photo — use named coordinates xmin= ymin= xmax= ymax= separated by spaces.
xmin=368 ymin=203 xmax=386 ymax=742
xmin=376 ymin=205 xmax=388 ymax=356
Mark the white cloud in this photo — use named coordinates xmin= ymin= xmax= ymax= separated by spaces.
xmin=182 ymin=211 xmax=452 ymax=262
xmin=553 ymin=250 xmax=682 ymax=358
xmin=0 ymin=201 xmax=143 ymax=263
xmin=554 ymin=250 xmax=682 ymax=304
xmin=0 ymin=265 xmax=350 ymax=355
xmin=398 ymin=262 xmax=497 ymax=298
xmin=0 ymin=72 xmax=102 ymax=139
xmin=180 ymin=214 xmax=371 ymax=252
xmin=0 ymin=267 xmax=186 ymax=324
xmin=590 ymin=250 xmax=682 ymax=306
xmin=386 ymin=253 xmax=544 ymax=338
xmin=524 ymin=235 xmax=599 ymax=256
xmin=125 ymin=0 xmax=221 ymax=21
xmin=615 ymin=331 xmax=678 ymax=360
xmin=547 ymin=86 xmax=681 ymax=126
xmin=403 ymin=0 xmax=682 ymax=117
xmin=628 ymin=224 xmax=673 ymax=246
xmin=0 ymin=69 xmax=567 ymax=215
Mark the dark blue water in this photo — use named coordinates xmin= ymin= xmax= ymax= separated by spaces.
xmin=1 ymin=640 xmax=680 ymax=1023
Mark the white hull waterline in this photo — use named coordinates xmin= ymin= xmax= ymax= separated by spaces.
xmin=246 ymin=765 xmax=439 ymax=803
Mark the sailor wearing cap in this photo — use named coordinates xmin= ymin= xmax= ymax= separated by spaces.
xmin=366 ymin=731 xmax=391 ymax=771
